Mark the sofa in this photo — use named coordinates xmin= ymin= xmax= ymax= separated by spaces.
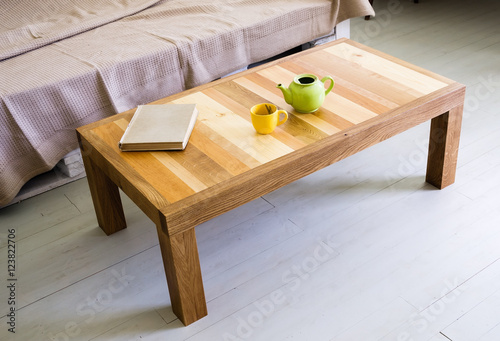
xmin=0 ymin=0 xmax=374 ymax=206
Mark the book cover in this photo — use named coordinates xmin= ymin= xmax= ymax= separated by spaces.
xmin=119 ymin=104 xmax=198 ymax=151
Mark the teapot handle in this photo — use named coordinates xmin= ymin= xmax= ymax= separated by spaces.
xmin=321 ymin=76 xmax=335 ymax=96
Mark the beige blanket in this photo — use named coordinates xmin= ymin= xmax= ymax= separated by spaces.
xmin=0 ymin=0 xmax=374 ymax=205
xmin=0 ymin=0 xmax=161 ymax=60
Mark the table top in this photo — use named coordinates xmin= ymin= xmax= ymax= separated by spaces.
xmin=78 ymin=38 xmax=463 ymax=232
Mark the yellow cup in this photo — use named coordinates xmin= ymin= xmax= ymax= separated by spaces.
xmin=250 ymin=103 xmax=288 ymax=134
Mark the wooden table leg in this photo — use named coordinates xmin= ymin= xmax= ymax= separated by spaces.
xmin=426 ymin=105 xmax=463 ymax=189
xmin=81 ymin=153 xmax=127 ymax=235
xmin=157 ymin=215 xmax=207 ymax=326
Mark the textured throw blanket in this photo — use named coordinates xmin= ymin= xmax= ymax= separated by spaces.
xmin=0 ymin=0 xmax=161 ymax=60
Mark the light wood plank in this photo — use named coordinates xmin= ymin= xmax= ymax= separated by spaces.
xmin=172 ymin=91 xmax=295 ymax=163
xmin=326 ymin=43 xmax=450 ymax=94
xmin=152 ymin=153 xmax=208 ymax=192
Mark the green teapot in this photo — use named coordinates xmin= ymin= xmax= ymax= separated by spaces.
xmin=277 ymin=74 xmax=334 ymax=113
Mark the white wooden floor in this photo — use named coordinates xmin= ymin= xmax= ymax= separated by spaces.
xmin=1 ymin=0 xmax=500 ymax=339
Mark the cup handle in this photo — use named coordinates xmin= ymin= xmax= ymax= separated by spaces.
xmin=321 ymin=76 xmax=335 ymax=96
xmin=277 ymin=110 xmax=288 ymax=126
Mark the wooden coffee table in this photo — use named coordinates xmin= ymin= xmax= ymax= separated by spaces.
xmin=77 ymin=38 xmax=465 ymax=326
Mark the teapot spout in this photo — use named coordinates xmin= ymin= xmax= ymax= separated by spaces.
xmin=276 ymin=83 xmax=293 ymax=105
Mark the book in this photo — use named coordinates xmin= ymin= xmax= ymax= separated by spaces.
xmin=119 ymin=104 xmax=198 ymax=151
